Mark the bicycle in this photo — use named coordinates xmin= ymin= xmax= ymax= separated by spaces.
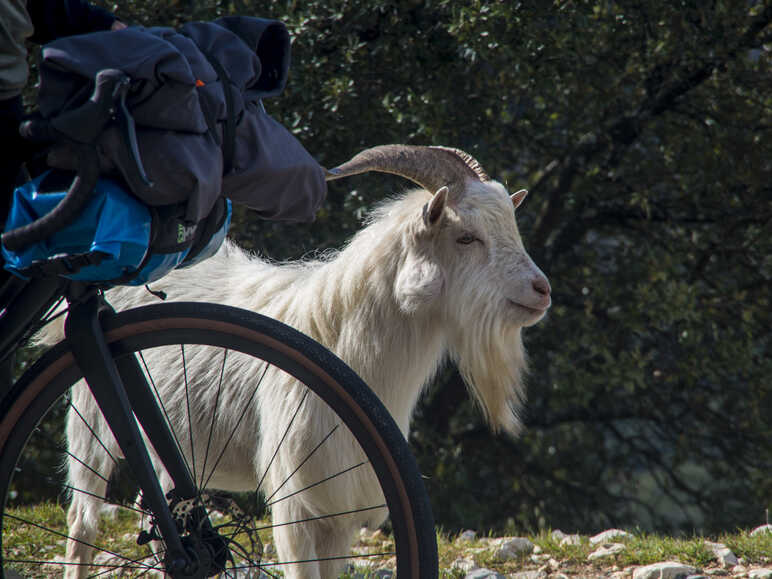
xmin=0 ymin=70 xmax=438 ymax=578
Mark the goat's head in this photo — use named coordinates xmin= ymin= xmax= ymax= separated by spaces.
xmin=327 ymin=145 xmax=550 ymax=434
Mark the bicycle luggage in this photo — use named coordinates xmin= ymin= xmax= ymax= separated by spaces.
xmin=2 ymin=170 xmax=231 ymax=285
xmin=36 ymin=16 xmax=326 ymax=223
xmin=1 ymin=15 xmax=323 ymax=285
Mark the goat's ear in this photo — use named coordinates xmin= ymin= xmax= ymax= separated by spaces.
xmin=510 ymin=189 xmax=528 ymax=209
xmin=394 ymin=249 xmax=444 ymax=314
xmin=423 ymin=186 xmax=449 ymax=226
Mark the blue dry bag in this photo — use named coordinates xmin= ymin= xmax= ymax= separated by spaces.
xmin=2 ymin=171 xmax=231 ymax=285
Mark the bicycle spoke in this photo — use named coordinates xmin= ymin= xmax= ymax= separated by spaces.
xmin=224 ymin=539 xmax=263 ymax=574
xmin=266 ymin=460 xmax=369 ymax=507
xmin=33 ymin=427 xmax=110 ymax=485
xmin=84 ymin=547 xmax=167 ymax=579
xmin=200 ymin=360 xmax=270 ymax=491
xmin=260 ymin=550 xmax=396 ymax=569
xmin=4 ymin=513 xmax=157 ymax=571
xmin=206 ymin=500 xmax=267 ymax=571
xmin=62 ymin=483 xmax=147 ymax=517
xmin=255 ymin=387 xmax=310 ymax=494
xmin=265 ymin=424 xmax=339 ymax=504
xmin=138 ymin=350 xmax=196 ymax=487
xmin=199 ymin=348 xmax=228 ymax=490
xmin=255 ymin=566 xmax=283 ymax=579
xmin=5 ymin=558 xmax=157 ymax=572
xmin=259 ymin=503 xmax=387 ymax=532
xmin=68 ymin=402 xmax=121 ymax=467
xmin=181 ymin=344 xmax=197 ymax=487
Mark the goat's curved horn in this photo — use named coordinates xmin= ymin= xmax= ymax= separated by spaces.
xmin=325 ymin=144 xmax=490 ymax=196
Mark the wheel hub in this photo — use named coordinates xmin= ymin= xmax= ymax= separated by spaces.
xmin=155 ymin=490 xmax=261 ymax=577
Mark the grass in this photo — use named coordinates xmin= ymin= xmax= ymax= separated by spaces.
xmin=3 ymin=502 xmax=771 ymax=577
xmin=436 ymin=526 xmax=772 ymax=577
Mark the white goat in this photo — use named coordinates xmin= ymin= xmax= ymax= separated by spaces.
xmin=59 ymin=145 xmax=551 ymax=578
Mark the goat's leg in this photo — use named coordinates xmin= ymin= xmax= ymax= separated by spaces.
xmin=64 ymin=385 xmax=120 ymax=579
xmin=270 ymin=500 xmax=323 ymax=579
xmin=316 ymin=520 xmax=361 ymax=579
xmin=270 ymin=500 xmax=360 ymax=579
xmin=64 ymin=474 xmax=108 ymax=579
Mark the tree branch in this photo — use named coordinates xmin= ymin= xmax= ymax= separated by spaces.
xmin=530 ymin=5 xmax=772 ymax=250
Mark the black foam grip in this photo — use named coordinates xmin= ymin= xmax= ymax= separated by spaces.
xmin=2 ymin=145 xmax=99 ymax=252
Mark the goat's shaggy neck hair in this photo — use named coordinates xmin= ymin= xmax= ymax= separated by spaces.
xmin=249 ymin=191 xmax=451 ymax=433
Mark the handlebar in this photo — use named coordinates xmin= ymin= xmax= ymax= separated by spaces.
xmin=1 ymin=146 xmax=99 ymax=252
xmin=1 ymin=69 xmax=131 ymax=253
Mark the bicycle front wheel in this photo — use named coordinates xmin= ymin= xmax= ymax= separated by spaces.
xmin=0 ymin=302 xmax=437 ymax=578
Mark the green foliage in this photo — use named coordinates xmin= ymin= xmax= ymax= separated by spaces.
xmin=33 ymin=0 xmax=771 ymax=534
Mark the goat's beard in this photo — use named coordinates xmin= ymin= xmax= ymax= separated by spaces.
xmin=451 ymin=314 xmax=527 ymax=437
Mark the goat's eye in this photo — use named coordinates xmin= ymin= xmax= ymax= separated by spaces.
xmin=456 ymin=233 xmax=478 ymax=245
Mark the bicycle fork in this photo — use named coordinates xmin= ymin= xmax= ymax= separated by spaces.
xmin=64 ymin=292 xmax=200 ymax=576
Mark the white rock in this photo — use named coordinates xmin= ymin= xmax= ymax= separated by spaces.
xmin=350 ymin=570 xmax=393 ymax=579
xmin=464 ymin=568 xmax=505 ymax=579
xmin=533 ymin=544 xmax=543 ymax=554
xmin=560 ymin=534 xmax=582 ymax=546
xmin=633 ymin=561 xmax=698 ymax=579
xmin=507 ymin=571 xmax=546 ymax=579
xmin=551 ymin=529 xmax=568 ymax=541
xmin=731 ymin=565 xmax=747 ymax=576
xmin=492 ymin=537 xmax=535 ymax=561
xmin=590 ymin=529 xmax=632 ymax=545
xmin=750 ymin=525 xmax=772 ymax=536
xmin=588 ymin=542 xmax=626 ymax=560
xmin=749 ymin=570 xmax=772 ymax=579
xmin=452 ymin=557 xmax=479 ymax=573
xmin=345 ymin=562 xmax=395 ymax=579
xmin=458 ymin=529 xmax=478 ymax=542
xmin=705 ymin=541 xmax=739 ymax=567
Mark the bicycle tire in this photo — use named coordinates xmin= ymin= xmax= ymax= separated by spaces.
xmin=0 ymin=302 xmax=438 ymax=578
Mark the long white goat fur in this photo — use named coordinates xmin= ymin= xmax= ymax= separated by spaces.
xmin=53 ymin=153 xmax=551 ymax=578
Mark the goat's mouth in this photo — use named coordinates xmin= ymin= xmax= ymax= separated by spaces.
xmin=507 ymin=299 xmax=550 ymax=317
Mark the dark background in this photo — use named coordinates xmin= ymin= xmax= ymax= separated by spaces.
xmin=22 ymin=0 xmax=771 ymax=535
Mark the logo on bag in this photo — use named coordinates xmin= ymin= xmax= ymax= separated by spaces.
xmin=177 ymin=223 xmax=197 ymax=244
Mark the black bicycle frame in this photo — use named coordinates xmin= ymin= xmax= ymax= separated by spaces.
xmin=0 ymin=276 xmax=205 ymax=573
xmin=63 ymin=291 xmax=201 ymax=575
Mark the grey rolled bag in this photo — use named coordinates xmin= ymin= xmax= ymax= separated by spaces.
xmin=35 ymin=16 xmax=326 ymax=224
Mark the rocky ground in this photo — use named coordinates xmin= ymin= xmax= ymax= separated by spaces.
xmin=433 ymin=524 xmax=772 ymax=579
xmin=346 ymin=523 xmax=772 ymax=579
xmin=16 ymin=503 xmax=771 ymax=578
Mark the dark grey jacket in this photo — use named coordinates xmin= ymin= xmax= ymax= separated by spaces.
xmin=36 ymin=16 xmax=326 ymax=223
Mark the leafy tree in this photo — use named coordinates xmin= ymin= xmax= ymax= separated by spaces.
xmin=25 ymin=0 xmax=770 ymax=534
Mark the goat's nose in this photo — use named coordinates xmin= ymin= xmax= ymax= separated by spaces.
xmin=533 ymin=276 xmax=551 ymax=296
